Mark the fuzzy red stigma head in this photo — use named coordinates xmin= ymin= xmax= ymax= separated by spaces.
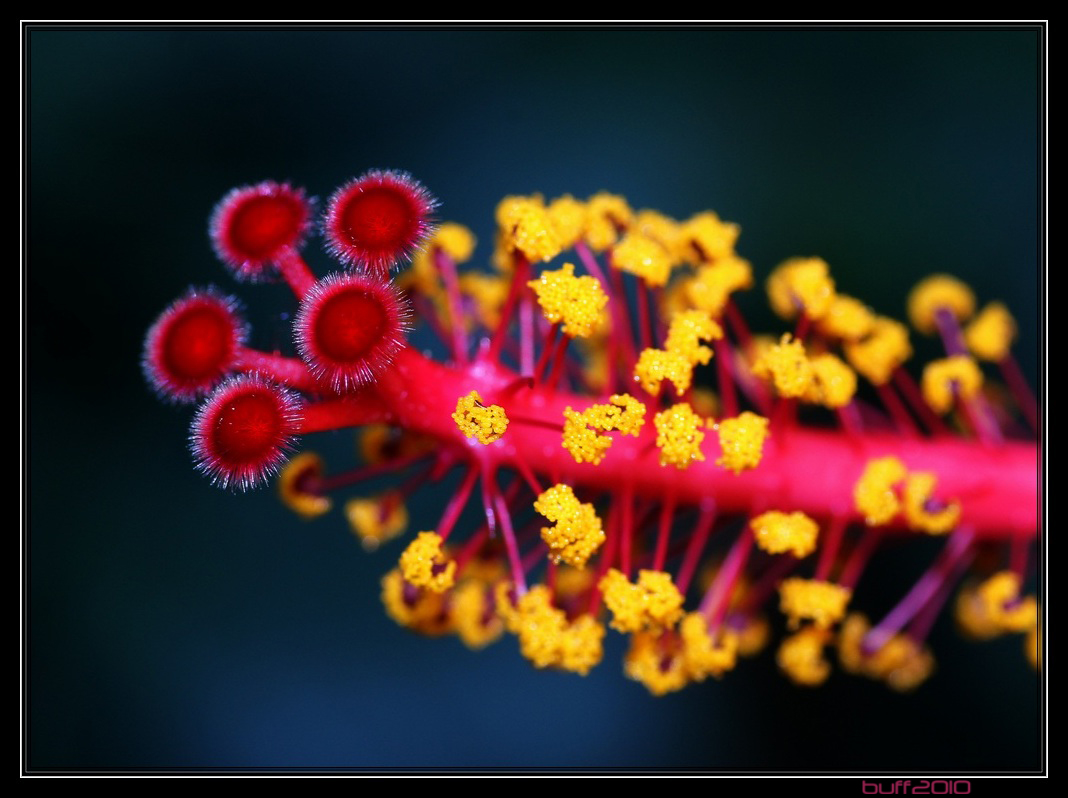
xmin=191 ymin=374 xmax=302 ymax=492
xmin=321 ymin=170 xmax=437 ymax=277
xmin=294 ymin=272 xmax=411 ymax=392
xmin=210 ymin=181 xmax=313 ymax=281
xmin=143 ymin=287 xmax=248 ymax=403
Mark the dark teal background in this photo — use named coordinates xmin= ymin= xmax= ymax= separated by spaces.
xmin=27 ymin=26 xmax=1042 ymax=771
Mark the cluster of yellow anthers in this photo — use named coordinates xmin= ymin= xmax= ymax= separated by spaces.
xmin=854 ymin=456 xmax=960 ymax=534
xmin=255 ymin=177 xmax=1036 ymax=698
xmin=452 ymin=390 xmax=509 ymax=444
xmin=562 ymin=394 xmax=646 ymax=465
xmin=533 ymin=484 xmax=605 ymax=568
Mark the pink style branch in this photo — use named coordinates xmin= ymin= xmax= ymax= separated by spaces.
xmin=143 ymin=169 xmax=1039 ymax=695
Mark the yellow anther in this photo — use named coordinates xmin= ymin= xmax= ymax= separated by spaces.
xmin=685 ymin=257 xmax=754 ymax=317
xmin=853 ymin=456 xmax=908 ymax=526
xmin=689 ymin=386 xmax=720 ymax=420
xmin=562 ymin=407 xmax=614 ymax=465
xmin=584 ymin=192 xmax=633 ymax=251
xmin=750 ymin=510 xmax=819 ymax=558
xmin=497 ymin=195 xmax=562 ymax=262
xmin=714 ymin=411 xmax=769 ymax=474
xmin=599 ymin=568 xmax=685 ymax=632
xmin=1026 ymin=623 xmax=1039 ymax=670
xmin=399 ymin=531 xmax=456 ymax=593
xmin=527 ymin=262 xmax=609 ymax=338
xmin=504 ymin=585 xmax=604 ymax=674
xmin=777 ymin=625 xmax=832 ymax=686
xmin=804 ymin=352 xmax=857 ymax=408
xmin=837 ymin=613 xmax=934 ymax=691
xmin=680 ymin=613 xmax=739 ymax=681
xmin=562 ymin=395 xmax=647 ymax=465
xmin=452 ymin=390 xmax=509 ymax=444
xmin=816 ymin=294 xmax=875 ymax=341
xmin=678 ymin=211 xmax=741 ymax=264
xmin=533 ymin=483 xmax=605 ymax=568
xmin=624 ymin=630 xmax=689 ymax=695
xmin=766 ymin=257 xmax=836 ymax=321
xmin=778 ymin=578 xmax=852 ymax=630
xmin=734 ymin=613 xmax=771 ymax=657
xmin=653 ymin=402 xmax=707 ymax=469
xmin=547 ymin=194 xmax=587 ymax=250
xmin=555 ymin=614 xmax=606 ymax=676
xmin=975 ymin=572 xmax=1038 ymax=633
xmin=380 ymin=569 xmax=453 ymax=636
xmin=965 ymin=302 xmax=1017 ymax=362
xmin=345 ymin=492 xmax=408 ymax=551
xmin=634 ymin=347 xmax=696 ymax=396
xmin=908 ymin=274 xmax=976 ymax=334
xmin=611 ymin=232 xmax=674 ymax=287
xmin=954 ymin=582 xmax=1005 ymax=641
xmin=633 ymin=209 xmax=681 ymax=255
xmin=902 ymin=471 xmax=960 ymax=535
xmin=921 ymin=355 xmax=983 ymax=414
xmin=459 ymin=272 xmax=509 ymax=331
xmin=664 ymin=309 xmax=723 ymax=365
xmin=278 ymin=452 xmax=332 ymax=519
xmin=451 ymin=581 xmax=505 ymax=650
xmin=431 ymin=222 xmax=477 ymax=263
xmin=843 ymin=316 xmax=912 ymax=385
xmin=867 ymin=635 xmax=936 ymax=693
xmin=751 ymin=333 xmax=815 ymax=398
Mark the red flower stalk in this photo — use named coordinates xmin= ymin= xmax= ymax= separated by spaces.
xmin=145 ymin=173 xmax=1040 ymax=694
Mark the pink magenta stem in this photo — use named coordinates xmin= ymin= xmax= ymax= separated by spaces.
xmin=321 ymin=346 xmax=1038 ymax=540
xmin=815 ymin=515 xmax=849 ymax=582
xmin=1000 ymin=353 xmax=1039 ymax=433
xmin=863 ymin=526 xmax=976 ymax=653
xmin=235 ymin=348 xmax=319 ymax=393
xmin=652 ymin=491 xmax=677 ymax=572
xmin=276 ymin=246 xmax=318 ymax=300
xmin=433 ymin=249 xmax=470 ymax=365
xmin=894 ymin=367 xmax=951 ymax=437
xmin=714 ymin=337 xmax=739 ymax=419
xmin=877 ymin=381 xmax=921 ymax=438
xmin=700 ymin=529 xmax=754 ymax=628
xmin=675 ymin=500 xmax=717 ymax=595
xmin=436 ymin=466 xmax=479 ymax=542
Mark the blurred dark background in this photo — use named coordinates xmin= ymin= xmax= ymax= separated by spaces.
xmin=26 ymin=26 xmax=1042 ymax=771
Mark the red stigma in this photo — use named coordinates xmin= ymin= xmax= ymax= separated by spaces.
xmin=294 ymin=272 xmax=410 ymax=391
xmin=210 ymin=182 xmax=313 ymax=280
xmin=191 ymin=374 xmax=302 ymax=491
xmin=143 ymin=288 xmax=247 ymax=403
xmin=322 ymin=170 xmax=437 ymax=276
